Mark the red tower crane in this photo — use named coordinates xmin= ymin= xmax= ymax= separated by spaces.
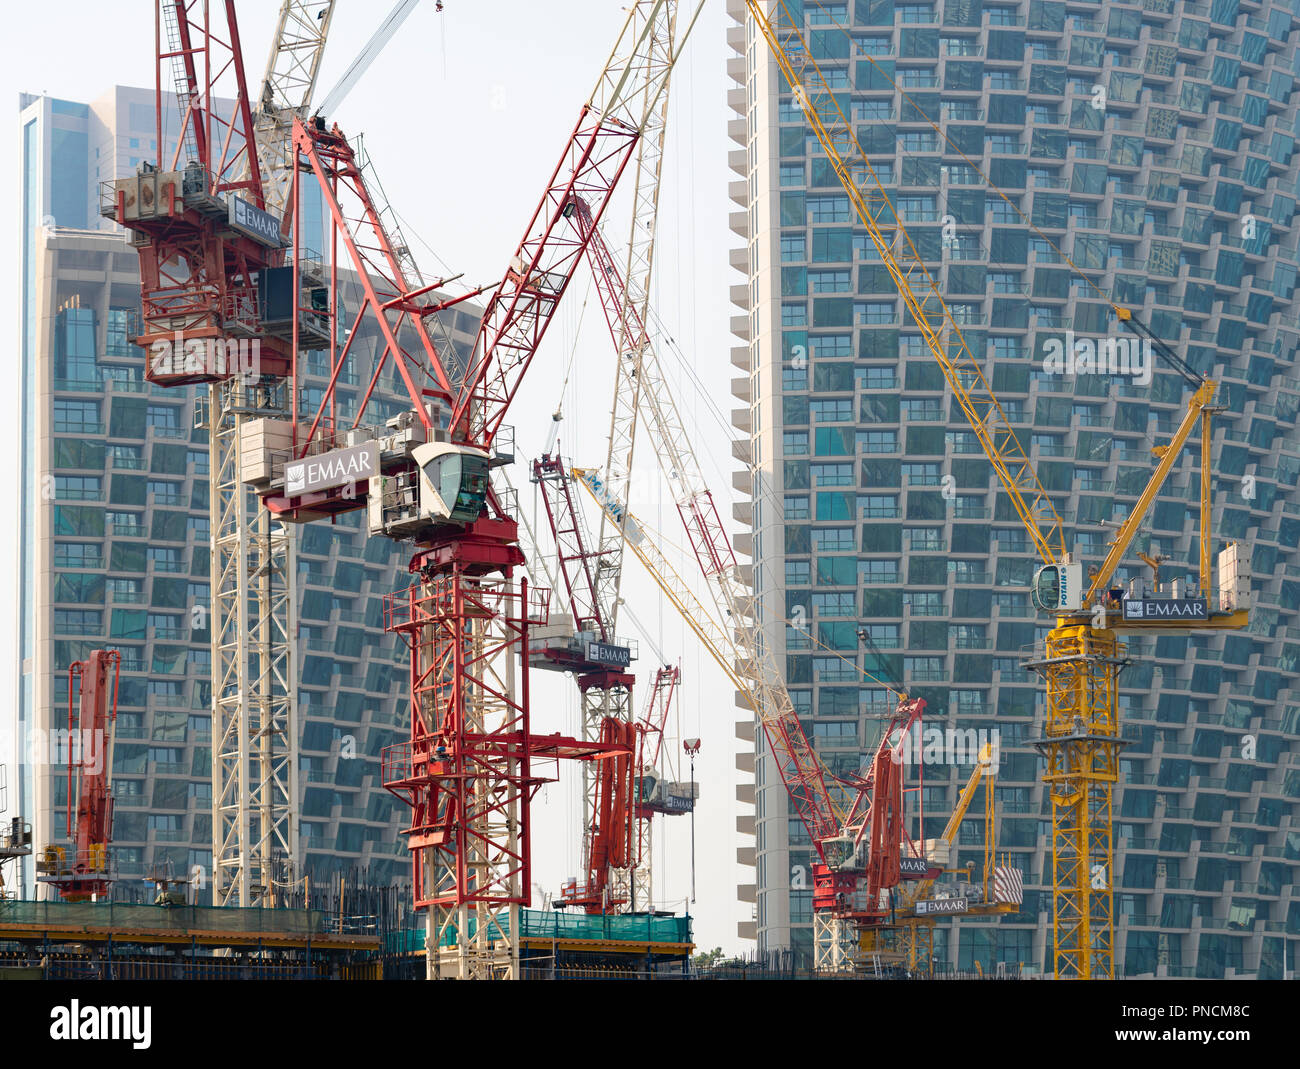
xmin=531 ymin=451 xmax=639 ymax=914
xmin=37 ymin=651 xmax=122 ymax=902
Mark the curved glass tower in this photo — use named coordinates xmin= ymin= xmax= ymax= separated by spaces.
xmin=729 ymin=0 xmax=1300 ymax=977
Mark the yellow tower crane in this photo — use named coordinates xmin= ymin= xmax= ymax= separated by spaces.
xmin=874 ymin=742 xmax=1020 ymax=974
xmin=745 ymin=0 xmax=1251 ymax=978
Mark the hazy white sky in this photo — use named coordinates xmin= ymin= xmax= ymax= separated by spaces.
xmin=0 ymin=0 xmax=750 ymax=951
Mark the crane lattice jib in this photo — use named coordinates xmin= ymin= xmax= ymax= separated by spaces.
xmin=572 ymin=469 xmax=844 ymax=842
xmin=1083 ymin=380 xmax=1217 ymax=606
xmin=449 ymin=0 xmax=703 ymax=450
xmin=593 ymin=0 xmax=681 ymax=636
xmin=250 ymin=1 xmax=336 ymax=217
xmin=532 ymin=455 xmax=609 ymax=639
xmin=569 ymin=204 xmax=738 ymax=581
xmin=289 ymin=118 xmax=454 ymax=449
xmin=637 ymin=665 xmax=680 ymax=774
xmin=746 ymin=1 xmax=1067 ymax=565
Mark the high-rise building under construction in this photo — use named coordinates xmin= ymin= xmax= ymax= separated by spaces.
xmin=727 ymin=0 xmax=1300 ymax=976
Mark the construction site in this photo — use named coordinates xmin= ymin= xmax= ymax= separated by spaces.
xmin=1 ymin=0 xmax=1297 ymax=985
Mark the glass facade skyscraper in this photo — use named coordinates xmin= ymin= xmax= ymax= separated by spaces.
xmin=728 ymin=0 xmax=1300 ymax=976
xmin=13 ymin=87 xmax=480 ymax=900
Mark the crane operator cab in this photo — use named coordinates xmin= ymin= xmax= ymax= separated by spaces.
xmin=367 ymin=441 xmax=491 ymax=540
xmin=1030 ymin=561 xmax=1084 ymax=613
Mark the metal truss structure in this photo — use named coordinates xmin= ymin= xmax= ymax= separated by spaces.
xmin=204 ymin=379 xmax=299 ymax=905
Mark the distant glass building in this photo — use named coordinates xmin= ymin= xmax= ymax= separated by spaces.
xmin=13 ymin=87 xmax=480 ymax=899
xmin=727 ymin=0 xmax=1300 ymax=976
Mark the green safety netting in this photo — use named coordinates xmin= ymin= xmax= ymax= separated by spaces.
xmin=386 ymin=909 xmax=691 ymax=953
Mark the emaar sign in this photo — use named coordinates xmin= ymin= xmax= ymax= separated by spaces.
xmin=1122 ymin=597 xmax=1209 ymax=621
xmin=286 ymin=442 xmax=378 ymax=496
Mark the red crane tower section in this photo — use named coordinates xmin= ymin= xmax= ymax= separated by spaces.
xmin=102 ymin=0 xmax=290 ymax=386
xmin=38 ymin=651 xmax=122 ymax=902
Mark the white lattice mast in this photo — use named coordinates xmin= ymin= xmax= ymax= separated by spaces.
xmin=254 ymin=0 xmax=337 ymax=217
xmin=583 ymin=0 xmax=681 ymax=914
xmin=207 ymin=382 xmax=300 ymax=906
xmin=209 ymin=0 xmax=337 ymax=905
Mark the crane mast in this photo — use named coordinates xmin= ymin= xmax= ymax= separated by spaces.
xmin=744 ymin=0 xmax=1250 ymax=978
xmin=370 ymin=1 xmax=702 ymax=977
xmin=104 ymin=0 xmax=304 ymax=906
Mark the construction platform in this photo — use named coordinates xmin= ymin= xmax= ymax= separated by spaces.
xmin=0 ymin=899 xmax=381 ymax=979
xmin=388 ymin=909 xmax=694 ymax=979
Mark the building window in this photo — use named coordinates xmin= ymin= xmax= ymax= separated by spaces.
xmin=902 ymin=398 xmax=942 ymax=421
xmin=808 ymin=195 xmax=851 ymax=223
xmin=105 ymin=307 xmax=139 ymax=357
xmin=784 ymin=496 xmax=810 ymax=520
xmin=903 ymin=462 xmax=941 ymax=485
xmin=858 ymin=366 xmax=897 ymax=389
xmin=855 ymin=35 xmax=892 ymax=56
xmin=55 ymin=542 xmax=103 ymax=569
xmin=860 ymin=559 xmax=899 ymax=583
xmin=55 ymin=475 xmax=101 ymax=501
xmin=147 ymin=404 xmax=182 ymax=433
xmin=147 ymin=479 xmax=183 ymax=506
xmin=811 ymin=463 xmax=853 ymax=487
xmin=906 ymin=591 xmax=944 ymax=615
xmin=111 ymin=444 xmax=145 ymax=470
xmin=783 ymin=430 xmax=809 ymax=456
xmin=813 ymin=528 xmax=854 ymax=552
xmin=54 ymin=609 xmax=102 ymax=635
xmin=108 ymin=578 xmax=144 ymax=603
xmin=856 ymin=100 xmax=894 ymax=121
xmin=812 ymin=591 xmax=855 ymax=617
xmin=782 ymin=303 xmax=808 ymax=327
xmin=781 ymin=233 xmax=806 ymax=261
xmin=809 ymin=269 xmax=852 ymax=293
xmin=861 ymin=495 xmax=899 ymax=518
xmin=898 ymin=3 xmax=935 ymax=22
xmin=811 ymin=398 xmax=852 ymax=422
xmin=786 ymin=560 xmax=811 ymax=585
xmin=860 ymin=624 xmax=900 ymax=649
xmin=811 ymin=335 xmax=852 ymax=359
xmin=859 ymin=430 xmax=897 ymax=453
xmin=148 ymin=546 xmax=184 ymax=573
xmin=54 ymin=400 xmax=100 ymax=435
xmin=809 ymin=2 xmax=847 ymax=23
xmin=905 ymin=656 xmax=946 ymax=681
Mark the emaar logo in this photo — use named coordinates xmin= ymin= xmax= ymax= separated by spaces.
xmin=50 ymin=1000 xmax=151 ymax=1049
